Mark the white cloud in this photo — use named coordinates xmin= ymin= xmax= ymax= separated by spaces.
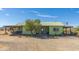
xmin=5 ymin=13 xmax=10 ymax=16
xmin=37 ymin=14 xmax=58 ymax=18
xmin=32 ymin=10 xmax=58 ymax=18
xmin=31 ymin=10 xmax=40 ymax=14
xmin=0 ymin=8 xmax=3 ymax=11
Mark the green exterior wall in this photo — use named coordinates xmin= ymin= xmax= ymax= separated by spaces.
xmin=49 ymin=26 xmax=64 ymax=35
xmin=22 ymin=25 xmax=64 ymax=35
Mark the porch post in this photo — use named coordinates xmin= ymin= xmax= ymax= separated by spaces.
xmin=70 ymin=27 xmax=72 ymax=35
xmin=4 ymin=27 xmax=7 ymax=34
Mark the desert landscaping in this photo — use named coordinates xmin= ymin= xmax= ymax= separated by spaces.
xmin=0 ymin=34 xmax=79 ymax=51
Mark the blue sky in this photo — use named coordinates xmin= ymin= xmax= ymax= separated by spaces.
xmin=0 ymin=8 xmax=79 ymax=27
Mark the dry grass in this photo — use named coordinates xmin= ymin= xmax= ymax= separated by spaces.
xmin=0 ymin=30 xmax=79 ymax=51
xmin=0 ymin=34 xmax=79 ymax=51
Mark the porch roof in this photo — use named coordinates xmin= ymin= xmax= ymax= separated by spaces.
xmin=4 ymin=25 xmax=23 ymax=27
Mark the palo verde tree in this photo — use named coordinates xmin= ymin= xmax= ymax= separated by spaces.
xmin=24 ymin=19 xmax=41 ymax=35
xmin=33 ymin=19 xmax=41 ymax=34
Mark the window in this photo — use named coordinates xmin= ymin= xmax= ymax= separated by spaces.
xmin=53 ymin=28 xmax=59 ymax=32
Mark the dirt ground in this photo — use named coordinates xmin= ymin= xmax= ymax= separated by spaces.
xmin=0 ymin=34 xmax=79 ymax=51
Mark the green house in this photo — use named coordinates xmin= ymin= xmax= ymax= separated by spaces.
xmin=22 ymin=22 xmax=66 ymax=36
xmin=40 ymin=22 xmax=64 ymax=36
xmin=4 ymin=22 xmax=73 ymax=36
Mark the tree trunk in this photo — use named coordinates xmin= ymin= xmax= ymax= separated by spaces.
xmin=31 ymin=30 xmax=33 ymax=36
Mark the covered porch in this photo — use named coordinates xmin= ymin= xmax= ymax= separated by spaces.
xmin=3 ymin=25 xmax=23 ymax=35
xmin=64 ymin=26 xmax=74 ymax=35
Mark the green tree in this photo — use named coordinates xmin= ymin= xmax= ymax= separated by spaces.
xmin=33 ymin=19 xmax=41 ymax=34
xmin=24 ymin=19 xmax=41 ymax=35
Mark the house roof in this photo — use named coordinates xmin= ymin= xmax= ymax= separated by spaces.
xmin=4 ymin=22 xmax=73 ymax=27
xmin=41 ymin=22 xmax=65 ymax=26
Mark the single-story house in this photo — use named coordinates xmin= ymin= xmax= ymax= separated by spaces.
xmin=23 ymin=22 xmax=73 ymax=36
xmin=3 ymin=22 xmax=73 ymax=36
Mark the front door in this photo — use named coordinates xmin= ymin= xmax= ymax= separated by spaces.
xmin=41 ymin=26 xmax=49 ymax=35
